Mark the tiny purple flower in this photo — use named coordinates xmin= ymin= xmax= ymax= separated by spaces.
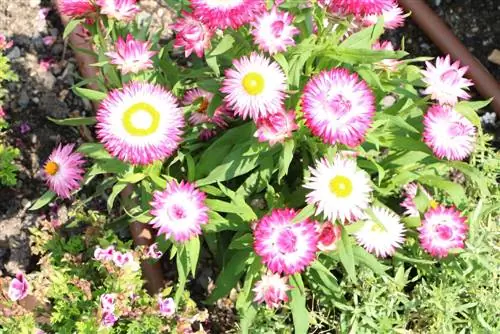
xmin=19 ymin=122 xmax=31 ymax=134
xmin=42 ymin=36 xmax=56 ymax=46
xmin=158 ymin=296 xmax=175 ymax=317
xmin=8 ymin=272 xmax=29 ymax=301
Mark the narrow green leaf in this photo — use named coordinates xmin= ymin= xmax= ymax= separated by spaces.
xmin=228 ymin=233 xmax=253 ymax=250
xmin=278 ymin=140 xmax=295 ymax=182
xmin=337 ymin=229 xmax=356 ymax=282
xmin=73 ymin=87 xmax=107 ymax=101
xmin=418 ymin=175 xmax=466 ymax=205
xmin=107 ymin=182 xmax=127 ymax=212
xmin=29 ymin=191 xmax=56 ymax=211
xmin=208 ymin=34 xmax=235 ymax=56
xmin=77 ymin=143 xmax=111 ymax=160
xmin=352 ymin=246 xmax=388 ymax=276
xmin=290 ymin=274 xmax=309 ymax=334
xmin=47 ymin=116 xmax=97 ymax=126
xmin=187 ymin=237 xmax=200 ymax=276
xmin=174 ymin=246 xmax=189 ymax=303
xmin=63 ymin=19 xmax=84 ymax=39
xmin=292 ymin=204 xmax=316 ymax=223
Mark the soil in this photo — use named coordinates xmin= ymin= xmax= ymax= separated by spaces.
xmin=0 ymin=0 xmax=498 ymax=296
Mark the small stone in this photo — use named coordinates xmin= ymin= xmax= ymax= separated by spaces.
xmin=41 ymin=93 xmax=69 ymax=119
xmin=6 ymin=46 xmax=21 ymax=60
xmin=51 ymin=43 xmax=64 ymax=56
xmin=18 ymin=90 xmax=30 ymax=109
xmin=31 ymin=134 xmax=37 ymax=144
xmin=39 ymin=71 xmax=56 ymax=90
xmin=32 ymin=97 xmax=40 ymax=104
xmin=21 ymin=199 xmax=31 ymax=208
xmin=61 ymin=63 xmax=76 ymax=85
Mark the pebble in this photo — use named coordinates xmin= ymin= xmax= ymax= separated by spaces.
xmin=51 ymin=43 xmax=64 ymax=56
xmin=39 ymin=71 xmax=56 ymax=90
xmin=18 ymin=90 xmax=30 ymax=109
xmin=6 ymin=46 xmax=21 ymax=60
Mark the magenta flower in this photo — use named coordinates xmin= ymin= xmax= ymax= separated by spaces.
xmin=317 ymin=222 xmax=342 ymax=252
xmin=418 ymin=205 xmax=468 ymax=258
xmin=0 ymin=106 xmax=5 ymax=118
xmin=150 ymin=180 xmax=209 ymax=243
xmin=423 ymin=105 xmax=476 ymax=161
xmin=112 ymin=251 xmax=140 ymax=271
xmin=254 ymin=208 xmax=319 ymax=275
xmin=105 ymin=34 xmax=156 ymax=75
xmin=8 ymin=272 xmax=29 ymax=301
xmin=254 ymin=109 xmax=298 ymax=146
xmin=158 ymin=296 xmax=175 ymax=317
xmin=0 ymin=34 xmax=14 ymax=50
xmin=190 ymin=0 xmax=266 ymax=30
xmin=372 ymin=40 xmax=401 ymax=71
xmin=253 ymin=273 xmax=290 ymax=308
xmin=42 ymin=144 xmax=86 ymax=199
xmin=302 ymin=68 xmax=375 ymax=147
xmin=59 ymin=0 xmax=95 ymax=17
xmin=96 ymin=0 xmax=140 ymax=22
xmin=251 ymin=7 xmax=299 ymax=55
xmin=329 ymin=0 xmax=394 ymax=16
xmin=362 ymin=1 xmax=406 ymax=29
xmin=172 ymin=12 xmax=214 ymax=58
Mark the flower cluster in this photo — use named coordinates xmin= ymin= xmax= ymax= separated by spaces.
xmin=94 ymin=246 xmax=140 ymax=271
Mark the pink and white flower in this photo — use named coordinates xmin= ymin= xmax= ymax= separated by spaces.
xmin=362 ymin=1 xmax=405 ymax=29
xmin=400 ymin=183 xmax=433 ymax=217
xmin=253 ymin=208 xmax=319 ymax=275
xmin=329 ymin=0 xmax=394 ymax=16
xmin=8 ymin=272 xmax=29 ymax=301
xmin=94 ymin=245 xmax=115 ymax=261
xmin=112 ymin=251 xmax=140 ymax=271
xmin=42 ymin=144 xmax=85 ymax=199
xmin=158 ymin=297 xmax=175 ymax=317
xmin=354 ymin=207 xmax=406 ymax=257
xmin=96 ymin=82 xmax=184 ymax=165
xmin=105 ymin=34 xmax=156 ymax=75
xmin=146 ymin=243 xmax=163 ymax=259
xmin=254 ymin=109 xmax=298 ymax=146
xmin=251 ymin=7 xmax=299 ymax=55
xmin=150 ymin=180 xmax=209 ymax=243
xmin=418 ymin=205 xmax=468 ymax=258
xmin=100 ymin=293 xmax=116 ymax=312
xmin=172 ymin=12 xmax=214 ymax=58
xmin=422 ymin=55 xmax=473 ymax=105
xmin=372 ymin=40 xmax=401 ymax=71
xmin=304 ymin=156 xmax=372 ymax=223
xmin=221 ymin=53 xmax=286 ymax=120
xmin=423 ymin=105 xmax=476 ymax=160
xmin=317 ymin=222 xmax=342 ymax=251
xmin=253 ymin=273 xmax=291 ymax=308
xmin=96 ymin=0 xmax=140 ymax=22
xmin=191 ymin=0 xmax=266 ymax=30
xmin=59 ymin=0 xmax=95 ymax=17
xmin=302 ymin=68 xmax=375 ymax=147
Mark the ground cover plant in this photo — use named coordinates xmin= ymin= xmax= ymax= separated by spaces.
xmin=2 ymin=0 xmax=499 ymax=333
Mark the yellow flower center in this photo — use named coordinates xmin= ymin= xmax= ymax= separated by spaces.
xmin=329 ymin=175 xmax=353 ymax=198
xmin=429 ymin=200 xmax=439 ymax=209
xmin=242 ymin=72 xmax=265 ymax=96
xmin=122 ymin=102 xmax=160 ymax=136
xmin=370 ymin=223 xmax=384 ymax=233
xmin=44 ymin=161 xmax=59 ymax=176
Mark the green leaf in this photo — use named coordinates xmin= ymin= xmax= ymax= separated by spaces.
xmin=308 ymin=261 xmax=341 ymax=296
xmin=203 ymin=211 xmax=249 ymax=232
xmin=206 ymin=93 xmax=223 ymax=117
xmin=77 ymin=143 xmax=111 ymax=160
xmin=29 ymin=191 xmax=56 ymax=211
xmin=206 ymin=249 xmax=251 ymax=303
xmin=418 ymin=175 xmax=466 ymax=205
xmin=446 ymin=161 xmax=490 ymax=197
xmin=187 ymin=237 xmax=200 ymax=276
xmin=63 ymin=19 xmax=84 ymax=39
xmin=292 ymin=204 xmax=316 ymax=223
xmin=47 ymin=116 xmax=96 ymax=126
xmin=119 ymin=173 xmax=146 ymax=184
xmin=228 ymin=233 xmax=253 ymax=250
xmin=239 ymin=304 xmax=258 ymax=334
xmin=340 ymin=18 xmax=384 ymax=48
xmin=72 ymin=87 xmax=107 ymax=101
xmin=208 ymin=34 xmax=235 ymax=56
xmin=454 ymin=100 xmax=488 ymax=127
xmin=290 ymin=274 xmax=309 ymax=334
xmin=352 ymin=246 xmax=388 ymax=276
xmin=278 ymin=140 xmax=295 ymax=182
xmin=337 ymin=229 xmax=356 ymax=282
xmin=174 ymin=246 xmax=189 ymax=303
xmin=206 ymin=56 xmax=219 ymax=76
xmin=107 ymin=182 xmax=127 ymax=212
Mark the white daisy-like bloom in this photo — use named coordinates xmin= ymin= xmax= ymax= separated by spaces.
xmin=354 ymin=206 xmax=406 ymax=257
xmin=304 ymin=156 xmax=372 ymax=223
xmin=221 ymin=52 xmax=286 ymax=120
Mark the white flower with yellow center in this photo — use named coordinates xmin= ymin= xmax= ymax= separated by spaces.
xmin=354 ymin=206 xmax=406 ymax=257
xmin=304 ymin=156 xmax=372 ymax=223
xmin=221 ymin=52 xmax=286 ymax=120
xmin=96 ymin=82 xmax=184 ymax=165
